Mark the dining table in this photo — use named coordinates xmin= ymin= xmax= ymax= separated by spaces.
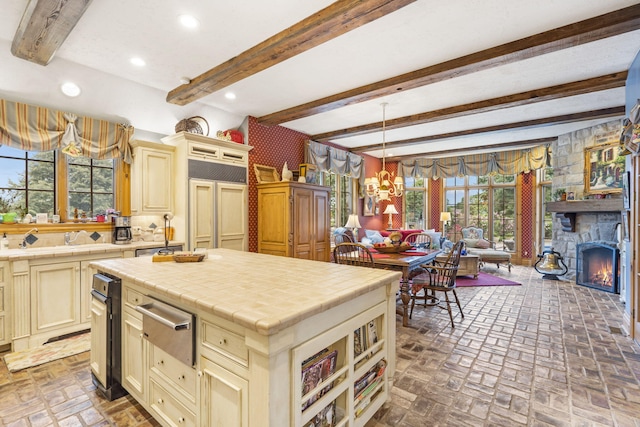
xmin=369 ymin=248 xmax=441 ymax=327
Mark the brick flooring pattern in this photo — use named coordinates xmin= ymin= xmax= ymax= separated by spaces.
xmin=368 ymin=266 xmax=640 ymax=427
xmin=0 ymin=266 xmax=639 ymax=426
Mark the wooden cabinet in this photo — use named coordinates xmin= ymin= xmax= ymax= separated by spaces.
xmin=122 ymin=287 xmax=147 ymax=401
xmin=90 ymin=295 xmax=108 ymax=387
xmin=162 ymin=132 xmax=252 ymax=251
xmin=130 ymin=140 xmax=175 ymax=215
xmin=257 ymin=181 xmax=330 ymax=261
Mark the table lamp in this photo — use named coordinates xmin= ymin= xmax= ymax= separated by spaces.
xmin=344 ymin=214 xmax=362 ymax=241
xmin=440 ymin=211 xmax=451 ymax=246
xmin=383 ymin=204 xmax=398 ymax=229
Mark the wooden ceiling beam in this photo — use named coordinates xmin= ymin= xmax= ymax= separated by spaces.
xmin=166 ymin=0 xmax=417 ymax=106
xmin=11 ymin=0 xmax=93 ymax=66
xmin=389 ymin=137 xmax=557 ymax=160
xmin=352 ymin=107 xmax=625 ymax=152
xmin=311 ymin=72 xmax=628 ymax=141
xmin=258 ymin=4 xmax=640 ymax=125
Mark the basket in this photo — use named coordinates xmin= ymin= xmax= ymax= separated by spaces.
xmin=173 ymin=253 xmax=206 ymax=263
xmin=175 ymin=116 xmax=210 ymax=136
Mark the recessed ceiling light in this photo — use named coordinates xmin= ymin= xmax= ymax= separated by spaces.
xmin=130 ymin=57 xmax=146 ymax=67
xmin=225 ymin=92 xmax=236 ymax=100
xmin=179 ymin=14 xmax=200 ymax=29
xmin=61 ymin=82 xmax=81 ymax=97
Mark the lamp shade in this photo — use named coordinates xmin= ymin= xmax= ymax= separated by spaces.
xmin=383 ymin=204 xmax=398 ymax=215
xmin=344 ymin=214 xmax=361 ymax=229
xmin=440 ymin=212 xmax=451 ymax=222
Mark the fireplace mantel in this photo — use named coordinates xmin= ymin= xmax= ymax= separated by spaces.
xmin=546 ymin=199 xmax=623 ymax=232
xmin=546 ymin=199 xmax=623 ymax=213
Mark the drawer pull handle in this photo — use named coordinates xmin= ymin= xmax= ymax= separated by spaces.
xmin=219 ymin=338 xmax=227 ymax=345
xmin=178 ymin=374 xmax=185 ymax=381
xmin=158 ymin=360 xmax=164 ymax=365
xmin=178 ymin=417 xmax=185 ymax=423
xmin=157 ymin=398 xmax=164 ymax=404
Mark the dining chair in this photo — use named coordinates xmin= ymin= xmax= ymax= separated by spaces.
xmin=334 ymin=230 xmax=355 ymax=245
xmin=333 ymin=243 xmax=374 ymax=267
xmin=404 ymin=232 xmax=432 ymax=249
xmin=409 ymin=240 xmax=465 ymax=327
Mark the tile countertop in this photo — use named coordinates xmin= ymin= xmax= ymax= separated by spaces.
xmin=0 ymin=241 xmax=184 ymax=261
xmin=90 ymin=248 xmax=402 ymax=336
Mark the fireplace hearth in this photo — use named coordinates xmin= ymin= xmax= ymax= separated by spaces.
xmin=576 ymin=242 xmax=619 ymax=293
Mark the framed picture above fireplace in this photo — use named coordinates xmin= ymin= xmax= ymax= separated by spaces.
xmin=584 ymin=142 xmax=626 ymax=195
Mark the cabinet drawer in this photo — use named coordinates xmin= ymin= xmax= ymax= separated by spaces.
xmin=150 ymin=345 xmax=196 ymax=400
xmin=149 ymin=379 xmax=196 ymax=427
xmin=201 ymin=321 xmax=248 ymax=366
xmin=124 ymin=287 xmax=145 ymax=309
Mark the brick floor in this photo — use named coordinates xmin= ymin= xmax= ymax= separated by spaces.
xmin=1 ymin=266 xmax=639 ymax=426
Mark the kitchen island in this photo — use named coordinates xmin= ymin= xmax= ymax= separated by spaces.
xmin=90 ymin=248 xmax=401 ymax=427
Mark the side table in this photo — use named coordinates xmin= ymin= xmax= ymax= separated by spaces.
xmin=435 ymin=253 xmax=480 ymax=279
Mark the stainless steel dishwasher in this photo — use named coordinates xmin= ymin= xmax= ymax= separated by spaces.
xmin=135 ymin=245 xmax=183 ymax=257
xmin=135 ymin=297 xmax=195 ymax=366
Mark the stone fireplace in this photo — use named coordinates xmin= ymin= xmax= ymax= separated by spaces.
xmin=549 ymin=120 xmax=624 ymax=282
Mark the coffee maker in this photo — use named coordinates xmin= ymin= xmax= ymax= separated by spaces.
xmin=113 ymin=216 xmax=132 ymax=244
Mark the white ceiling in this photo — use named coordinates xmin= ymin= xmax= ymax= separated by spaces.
xmin=1 ymin=0 xmax=639 ymax=159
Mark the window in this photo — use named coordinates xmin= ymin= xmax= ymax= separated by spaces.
xmin=322 ymin=172 xmax=355 ymax=231
xmin=0 ymin=145 xmax=116 ymax=221
xmin=68 ymin=156 xmax=114 ymax=219
xmin=0 ymin=145 xmax=55 ymax=217
xmin=444 ymin=174 xmax=516 ymax=249
xmin=403 ymin=176 xmax=427 ymax=230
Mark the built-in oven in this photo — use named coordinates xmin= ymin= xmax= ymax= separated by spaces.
xmin=90 ymin=272 xmax=127 ymax=400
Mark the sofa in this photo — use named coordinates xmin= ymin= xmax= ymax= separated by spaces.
xmin=362 ymin=229 xmax=442 ymax=249
xmin=460 ymin=226 xmax=512 ymax=272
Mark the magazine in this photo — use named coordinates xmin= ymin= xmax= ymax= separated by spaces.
xmin=303 ymin=400 xmax=337 ymax=427
xmin=301 ymin=349 xmax=338 ymax=411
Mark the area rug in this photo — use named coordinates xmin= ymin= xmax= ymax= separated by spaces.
xmin=3 ymin=332 xmax=91 ymax=372
xmin=456 ymin=272 xmax=520 ymax=287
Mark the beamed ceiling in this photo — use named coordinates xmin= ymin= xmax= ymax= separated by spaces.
xmin=1 ymin=0 xmax=639 ymax=160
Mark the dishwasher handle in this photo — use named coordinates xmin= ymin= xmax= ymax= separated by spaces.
xmin=135 ymin=303 xmax=191 ymax=331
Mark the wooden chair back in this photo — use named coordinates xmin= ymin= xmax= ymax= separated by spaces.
xmin=404 ymin=232 xmax=432 ymax=248
xmin=333 ymin=243 xmax=374 ymax=267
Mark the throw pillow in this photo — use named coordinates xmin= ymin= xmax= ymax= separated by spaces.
xmin=476 ymin=239 xmax=491 ymax=249
xmin=365 ymin=229 xmax=384 ymax=244
xmin=464 ymin=239 xmax=479 ymax=248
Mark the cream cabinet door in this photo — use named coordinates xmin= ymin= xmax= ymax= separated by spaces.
xmin=30 ymin=262 xmax=81 ymax=333
xmin=131 ymin=143 xmax=174 ymax=215
xmin=200 ymin=356 xmax=249 ymax=427
xmin=80 ymin=258 xmax=119 ymax=324
xmin=0 ymin=262 xmax=7 ymax=345
xmin=122 ymin=308 xmax=146 ymax=400
xmin=189 ymin=179 xmax=215 ymax=250
xmin=217 ymin=183 xmax=247 ymax=251
xmin=90 ymin=295 xmax=108 ymax=387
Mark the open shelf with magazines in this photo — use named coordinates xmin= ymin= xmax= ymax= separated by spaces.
xmin=292 ymin=301 xmax=389 ymax=427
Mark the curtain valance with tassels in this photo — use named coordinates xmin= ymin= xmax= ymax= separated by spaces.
xmin=305 ymin=140 xmax=365 ymax=192
xmin=0 ymin=99 xmax=134 ymax=163
xmin=397 ymin=146 xmax=550 ymax=179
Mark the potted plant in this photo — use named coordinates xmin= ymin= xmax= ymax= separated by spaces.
xmin=554 ymin=188 xmax=567 ymax=201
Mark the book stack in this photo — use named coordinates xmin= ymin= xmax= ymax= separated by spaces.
xmin=353 ymin=320 xmax=379 ymax=358
xmin=353 ymin=359 xmax=387 ymax=417
xmin=301 ymin=348 xmax=338 ymax=412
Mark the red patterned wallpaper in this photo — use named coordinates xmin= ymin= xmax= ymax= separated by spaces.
xmin=247 ymin=117 xmax=307 ymax=252
xmin=430 ymin=178 xmax=442 ymax=232
xmin=520 ymin=172 xmax=534 ymax=261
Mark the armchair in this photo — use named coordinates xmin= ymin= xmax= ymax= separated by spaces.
xmin=460 ymin=226 xmax=512 ymax=272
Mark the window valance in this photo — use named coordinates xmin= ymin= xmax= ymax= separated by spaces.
xmin=305 ymin=140 xmax=365 ymax=190
xmin=0 ymin=99 xmax=134 ymax=163
xmin=397 ymin=145 xmax=550 ymax=179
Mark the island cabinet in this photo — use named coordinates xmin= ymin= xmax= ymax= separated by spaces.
xmin=257 ymin=181 xmax=330 ymax=262
xmin=91 ymin=249 xmax=400 ymax=426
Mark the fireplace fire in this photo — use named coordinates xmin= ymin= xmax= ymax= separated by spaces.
xmin=576 ymin=242 xmax=619 ymax=293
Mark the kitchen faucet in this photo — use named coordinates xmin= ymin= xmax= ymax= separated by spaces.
xmin=64 ymin=230 xmax=87 ymax=245
xmin=20 ymin=228 xmax=39 ymax=249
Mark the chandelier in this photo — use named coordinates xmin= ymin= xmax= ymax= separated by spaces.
xmin=363 ymin=103 xmax=403 ymax=202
